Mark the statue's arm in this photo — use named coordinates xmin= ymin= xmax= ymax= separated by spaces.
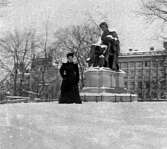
xmin=111 ymin=31 xmax=119 ymax=40
xmin=101 ymin=34 xmax=115 ymax=44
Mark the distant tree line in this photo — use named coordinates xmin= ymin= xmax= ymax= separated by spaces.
xmin=0 ymin=21 xmax=100 ymax=98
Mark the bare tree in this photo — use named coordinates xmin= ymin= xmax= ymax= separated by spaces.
xmin=0 ymin=29 xmax=40 ymax=96
xmin=39 ymin=17 xmax=50 ymax=58
xmin=35 ymin=18 xmax=52 ymax=99
xmin=53 ymin=23 xmax=100 ymax=88
xmin=139 ymin=0 xmax=167 ymax=100
xmin=139 ymin=0 xmax=167 ymax=23
xmin=138 ymin=0 xmax=167 ymax=40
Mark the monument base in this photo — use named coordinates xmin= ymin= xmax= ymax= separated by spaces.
xmin=80 ymin=67 xmax=137 ymax=102
xmin=80 ymin=92 xmax=137 ymax=102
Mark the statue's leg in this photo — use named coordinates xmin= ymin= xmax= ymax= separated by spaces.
xmin=99 ymin=57 xmax=104 ymax=67
xmin=106 ymin=56 xmax=109 ymax=67
xmin=103 ymin=54 xmax=108 ymax=67
xmin=115 ymin=52 xmax=119 ymax=71
xmin=93 ymin=55 xmax=98 ymax=67
xmin=106 ymin=43 xmax=112 ymax=68
xmin=103 ymin=50 xmax=109 ymax=68
xmin=87 ymin=45 xmax=95 ymax=66
xmin=112 ymin=53 xmax=117 ymax=70
xmin=108 ymin=55 xmax=114 ymax=69
xmin=102 ymin=57 xmax=105 ymax=67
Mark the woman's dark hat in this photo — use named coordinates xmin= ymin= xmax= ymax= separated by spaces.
xmin=66 ymin=52 xmax=74 ymax=58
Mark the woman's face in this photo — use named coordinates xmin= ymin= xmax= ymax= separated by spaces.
xmin=67 ymin=56 xmax=73 ymax=62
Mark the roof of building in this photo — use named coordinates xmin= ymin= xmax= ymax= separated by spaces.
xmin=120 ymin=50 xmax=167 ymax=57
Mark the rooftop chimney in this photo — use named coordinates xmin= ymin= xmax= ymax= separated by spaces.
xmin=163 ymin=41 xmax=167 ymax=50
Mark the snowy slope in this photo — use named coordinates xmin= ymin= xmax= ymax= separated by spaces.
xmin=0 ymin=102 xmax=167 ymax=149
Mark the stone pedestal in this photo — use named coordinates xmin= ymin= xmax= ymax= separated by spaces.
xmin=80 ymin=67 xmax=137 ymax=102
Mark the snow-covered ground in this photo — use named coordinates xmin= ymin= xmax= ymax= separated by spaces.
xmin=0 ymin=102 xmax=167 ymax=149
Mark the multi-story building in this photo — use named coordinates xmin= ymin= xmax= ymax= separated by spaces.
xmin=119 ymin=49 xmax=167 ymax=100
xmin=30 ymin=55 xmax=61 ymax=99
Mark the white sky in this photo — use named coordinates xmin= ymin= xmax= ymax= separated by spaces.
xmin=0 ymin=0 xmax=164 ymax=52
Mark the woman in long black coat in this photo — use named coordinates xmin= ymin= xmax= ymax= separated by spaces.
xmin=59 ymin=53 xmax=82 ymax=104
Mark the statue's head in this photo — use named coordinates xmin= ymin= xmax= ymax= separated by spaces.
xmin=99 ymin=22 xmax=108 ymax=32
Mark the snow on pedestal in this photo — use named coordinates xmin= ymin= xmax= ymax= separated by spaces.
xmin=80 ymin=67 xmax=137 ymax=102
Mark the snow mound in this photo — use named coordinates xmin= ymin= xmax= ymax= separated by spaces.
xmin=1 ymin=102 xmax=167 ymax=149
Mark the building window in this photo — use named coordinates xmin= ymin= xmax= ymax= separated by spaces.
xmin=129 ymin=62 xmax=135 ymax=68
xmin=129 ymin=81 xmax=135 ymax=90
xmin=151 ymin=69 xmax=157 ymax=78
xmin=145 ymin=81 xmax=150 ymax=88
xmin=121 ymin=62 xmax=128 ymax=68
xmin=152 ymin=61 xmax=157 ymax=67
xmin=158 ymin=60 xmax=163 ymax=66
xmin=129 ymin=70 xmax=135 ymax=79
xmin=144 ymin=61 xmax=150 ymax=67
xmin=124 ymin=81 xmax=127 ymax=88
xmin=136 ymin=62 xmax=142 ymax=67
xmin=144 ymin=69 xmax=150 ymax=78
xmin=159 ymin=69 xmax=164 ymax=78
xmin=136 ymin=69 xmax=142 ymax=79
xmin=138 ymin=81 xmax=142 ymax=89
xmin=124 ymin=75 xmax=128 ymax=80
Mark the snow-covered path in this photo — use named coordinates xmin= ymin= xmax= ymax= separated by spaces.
xmin=0 ymin=102 xmax=167 ymax=149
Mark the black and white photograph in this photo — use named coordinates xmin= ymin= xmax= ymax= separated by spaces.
xmin=0 ymin=0 xmax=167 ymax=148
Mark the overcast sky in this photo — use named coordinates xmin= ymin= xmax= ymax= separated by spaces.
xmin=0 ymin=0 xmax=164 ymax=52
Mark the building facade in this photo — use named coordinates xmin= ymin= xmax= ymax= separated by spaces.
xmin=30 ymin=56 xmax=61 ymax=100
xmin=119 ymin=50 xmax=167 ymax=100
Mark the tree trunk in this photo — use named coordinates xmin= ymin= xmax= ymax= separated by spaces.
xmin=13 ymin=67 xmax=18 ymax=96
xmin=19 ymin=72 xmax=25 ymax=96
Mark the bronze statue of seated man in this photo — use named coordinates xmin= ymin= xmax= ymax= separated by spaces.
xmin=87 ymin=22 xmax=120 ymax=71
